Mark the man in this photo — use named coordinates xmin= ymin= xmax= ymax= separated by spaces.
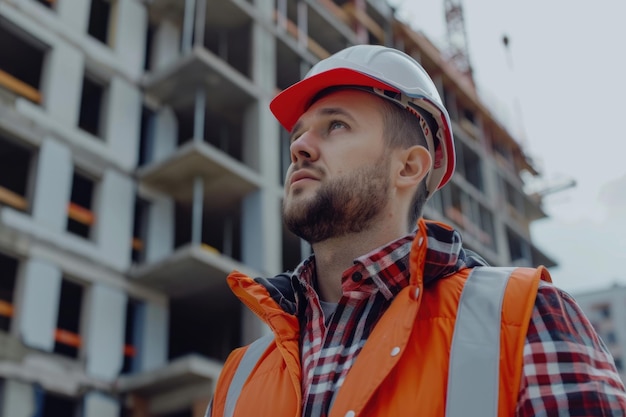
xmin=207 ymin=45 xmax=626 ymax=416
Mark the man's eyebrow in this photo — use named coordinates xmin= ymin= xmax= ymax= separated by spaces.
xmin=318 ymin=107 xmax=356 ymax=121
xmin=289 ymin=107 xmax=356 ymax=141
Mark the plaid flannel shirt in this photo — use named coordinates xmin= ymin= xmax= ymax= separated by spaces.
xmin=293 ymin=224 xmax=626 ymax=417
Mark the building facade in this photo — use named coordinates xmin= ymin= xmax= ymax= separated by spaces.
xmin=0 ymin=0 xmax=554 ymax=416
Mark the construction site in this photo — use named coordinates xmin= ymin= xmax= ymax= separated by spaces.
xmin=0 ymin=0 xmax=557 ymax=415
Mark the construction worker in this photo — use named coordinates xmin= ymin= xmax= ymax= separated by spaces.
xmin=206 ymin=45 xmax=626 ymax=416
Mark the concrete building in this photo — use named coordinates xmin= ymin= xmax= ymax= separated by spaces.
xmin=0 ymin=0 xmax=554 ymax=415
xmin=573 ymin=285 xmax=626 ymax=383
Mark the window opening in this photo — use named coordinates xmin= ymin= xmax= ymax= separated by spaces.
xmin=0 ymin=134 xmax=33 ymax=212
xmin=0 ymin=252 xmax=18 ymax=332
xmin=0 ymin=21 xmax=46 ymax=103
xmin=594 ymin=303 xmax=612 ymax=319
xmin=169 ymin=291 xmax=241 ymax=362
xmin=87 ymin=0 xmax=112 ymax=44
xmin=121 ymin=298 xmax=140 ymax=374
xmin=131 ymin=197 xmax=150 ymax=263
xmin=143 ymin=23 xmax=155 ymax=71
xmin=461 ymin=143 xmax=483 ymax=191
xmin=78 ymin=74 xmax=107 ymax=138
xmin=53 ymin=279 xmax=83 ymax=358
xmin=174 ymin=202 xmax=242 ymax=262
xmin=276 ymin=38 xmax=303 ymax=91
xmin=478 ymin=204 xmax=496 ymax=250
xmin=463 ymin=108 xmax=476 ymax=124
xmin=445 ymin=182 xmax=464 ymax=227
xmin=138 ymin=106 xmax=156 ymax=166
xmin=40 ymin=390 xmax=78 ymax=417
xmin=175 ymin=106 xmax=194 ymax=147
xmin=505 ymin=227 xmax=528 ymax=265
xmin=67 ymin=171 xmax=95 ymax=239
xmin=203 ymin=23 xmax=252 ymax=78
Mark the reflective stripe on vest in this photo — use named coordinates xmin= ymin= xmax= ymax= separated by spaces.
xmin=221 ymin=267 xmax=516 ymax=417
xmin=224 ymin=333 xmax=273 ymax=417
xmin=446 ymin=266 xmax=515 ymax=417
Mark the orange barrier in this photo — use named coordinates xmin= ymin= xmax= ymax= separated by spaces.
xmin=67 ymin=202 xmax=95 ymax=226
xmin=0 ymin=300 xmax=14 ymax=318
xmin=54 ymin=328 xmax=82 ymax=348
xmin=131 ymin=237 xmax=143 ymax=251
xmin=273 ymin=11 xmax=330 ymax=59
xmin=124 ymin=344 xmax=136 ymax=357
xmin=0 ymin=69 xmax=42 ymax=103
xmin=0 ymin=185 xmax=28 ymax=211
xmin=341 ymin=3 xmax=385 ymax=42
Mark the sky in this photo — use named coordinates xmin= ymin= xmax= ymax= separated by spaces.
xmin=391 ymin=0 xmax=626 ymax=293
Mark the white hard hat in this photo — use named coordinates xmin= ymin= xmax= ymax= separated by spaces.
xmin=270 ymin=44 xmax=455 ymax=196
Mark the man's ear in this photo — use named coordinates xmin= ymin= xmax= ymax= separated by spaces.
xmin=394 ymin=145 xmax=432 ymax=191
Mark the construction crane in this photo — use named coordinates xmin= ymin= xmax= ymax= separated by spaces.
xmin=444 ymin=0 xmax=473 ymax=78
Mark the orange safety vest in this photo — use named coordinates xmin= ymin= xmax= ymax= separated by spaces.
xmin=210 ymin=222 xmax=551 ymax=417
xmin=210 ymin=267 xmax=550 ymax=417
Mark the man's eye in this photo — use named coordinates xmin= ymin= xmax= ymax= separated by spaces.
xmin=329 ymin=121 xmax=347 ymax=131
xmin=289 ymin=132 xmax=302 ymax=143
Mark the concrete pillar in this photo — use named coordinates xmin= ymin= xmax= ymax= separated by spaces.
xmin=240 ymin=105 xmax=281 ymax=276
xmin=241 ymin=190 xmax=280 ymax=274
xmin=191 ymin=176 xmax=204 ymax=245
xmin=85 ymin=284 xmax=127 ymax=381
xmin=182 ymin=0 xmax=197 ymax=54
xmin=16 ymin=258 xmax=62 ymax=351
xmin=56 ymin=0 xmax=91 ymax=34
xmin=151 ymin=20 xmax=181 ymax=71
xmin=240 ymin=4 xmax=282 ymax=282
xmin=151 ymin=106 xmax=178 ymax=163
xmin=193 ymin=89 xmax=206 ymax=143
xmin=194 ymin=0 xmax=207 ymax=48
xmin=145 ymin=195 xmax=174 ymax=263
xmin=104 ymin=76 xmax=142 ymax=170
xmin=94 ymin=169 xmax=134 ymax=271
xmin=41 ymin=41 xmax=84 ymax=128
xmin=296 ymin=1 xmax=308 ymax=49
xmin=251 ymin=1 xmax=277 ymax=94
xmin=0 ymin=379 xmax=36 ymax=417
xmin=83 ymin=391 xmax=120 ymax=417
xmin=31 ymin=139 xmax=72 ymax=232
xmin=113 ymin=0 xmax=148 ymax=78
xmin=137 ymin=302 xmax=168 ymax=372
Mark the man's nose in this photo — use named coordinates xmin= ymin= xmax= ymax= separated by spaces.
xmin=290 ymin=130 xmax=319 ymax=163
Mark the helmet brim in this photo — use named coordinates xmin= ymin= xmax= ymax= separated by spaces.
xmin=270 ymin=68 xmax=397 ymax=132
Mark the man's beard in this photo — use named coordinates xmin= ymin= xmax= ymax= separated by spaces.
xmin=283 ymin=157 xmax=390 ymax=244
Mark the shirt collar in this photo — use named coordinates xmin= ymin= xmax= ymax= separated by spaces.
xmin=291 ymin=220 xmax=478 ymax=305
xmin=292 ymin=233 xmax=415 ymax=302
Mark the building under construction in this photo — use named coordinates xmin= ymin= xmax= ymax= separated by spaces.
xmin=0 ymin=0 xmax=555 ymax=415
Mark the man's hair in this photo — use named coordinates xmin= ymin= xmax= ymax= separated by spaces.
xmin=377 ymin=97 xmax=429 ymax=229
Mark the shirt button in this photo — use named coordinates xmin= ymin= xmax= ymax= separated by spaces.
xmin=391 ymin=346 xmax=400 ymax=356
xmin=351 ymin=272 xmax=363 ymax=282
xmin=345 ymin=411 xmax=356 ymax=417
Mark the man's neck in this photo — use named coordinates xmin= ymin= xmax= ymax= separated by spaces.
xmin=311 ymin=223 xmax=408 ymax=303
